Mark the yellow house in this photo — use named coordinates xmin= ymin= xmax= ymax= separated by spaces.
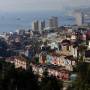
xmin=14 ymin=55 xmax=29 ymax=69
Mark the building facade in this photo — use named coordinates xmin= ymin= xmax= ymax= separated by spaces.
xmin=39 ymin=20 xmax=45 ymax=33
xmin=48 ymin=17 xmax=58 ymax=28
xmin=74 ymin=11 xmax=84 ymax=26
xmin=32 ymin=20 xmax=39 ymax=31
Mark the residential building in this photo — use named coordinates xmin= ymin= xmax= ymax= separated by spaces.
xmin=6 ymin=55 xmax=29 ymax=70
xmin=14 ymin=56 xmax=27 ymax=69
xmin=39 ymin=20 xmax=45 ymax=33
xmin=74 ymin=11 xmax=84 ymax=26
xmin=48 ymin=16 xmax=58 ymax=28
xmin=32 ymin=20 xmax=39 ymax=31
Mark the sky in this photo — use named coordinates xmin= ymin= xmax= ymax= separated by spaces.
xmin=0 ymin=0 xmax=90 ymax=12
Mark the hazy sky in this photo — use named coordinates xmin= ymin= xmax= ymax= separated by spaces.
xmin=0 ymin=0 xmax=90 ymax=12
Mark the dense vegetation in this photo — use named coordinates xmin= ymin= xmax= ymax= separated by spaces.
xmin=0 ymin=60 xmax=63 ymax=90
xmin=67 ymin=62 xmax=90 ymax=90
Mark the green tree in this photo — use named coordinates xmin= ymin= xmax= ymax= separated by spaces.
xmin=70 ymin=62 xmax=90 ymax=90
xmin=40 ymin=70 xmax=63 ymax=90
xmin=78 ymin=45 xmax=87 ymax=62
xmin=0 ymin=61 xmax=39 ymax=90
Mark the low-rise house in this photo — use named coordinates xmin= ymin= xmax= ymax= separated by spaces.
xmin=31 ymin=63 xmax=70 ymax=81
xmin=6 ymin=55 xmax=29 ymax=70
xmin=70 ymin=45 xmax=78 ymax=58
xmin=39 ymin=52 xmax=76 ymax=71
xmin=14 ymin=56 xmax=27 ymax=69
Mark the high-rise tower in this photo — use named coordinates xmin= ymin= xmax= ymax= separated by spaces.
xmin=32 ymin=20 xmax=39 ymax=31
xmin=48 ymin=16 xmax=58 ymax=28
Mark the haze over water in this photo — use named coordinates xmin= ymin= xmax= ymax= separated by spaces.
xmin=0 ymin=0 xmax=89 ymax=33
xmin=0 ymin=11 xmax=75 ymax=33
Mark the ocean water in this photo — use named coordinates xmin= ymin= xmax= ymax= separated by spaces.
xmin=0 ymin=11 xmax=75 ymax=33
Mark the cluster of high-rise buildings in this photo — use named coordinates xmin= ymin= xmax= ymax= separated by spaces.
xmin=32 ymin=20 xmax=45 ymax=33
xmin=31 ymin=11 xmax=90 ymax=31
xmin=31 ymin=16 xmax=58 ymax=33
xmin=74 ymin=10 xmax=90 ymax=26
